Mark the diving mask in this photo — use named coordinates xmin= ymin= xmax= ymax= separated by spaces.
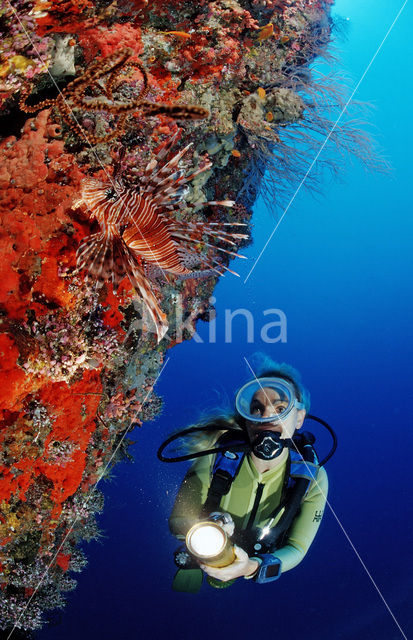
xmin=235 ymin=377 xmax=304 ymax=424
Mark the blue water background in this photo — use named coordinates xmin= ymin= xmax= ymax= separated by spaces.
xmin=38 ymin=1 xmax=412 ymax=638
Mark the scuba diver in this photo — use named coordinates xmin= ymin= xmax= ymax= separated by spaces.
xmin=158 ymin=362 xmax=336 ymax=591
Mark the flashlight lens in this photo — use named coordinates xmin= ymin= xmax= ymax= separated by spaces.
xmin=188 ymin=524 xmax=225 ymax=558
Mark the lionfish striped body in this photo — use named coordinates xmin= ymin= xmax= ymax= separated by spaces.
xmin=75 ymin=133 xmax=248 ymax=341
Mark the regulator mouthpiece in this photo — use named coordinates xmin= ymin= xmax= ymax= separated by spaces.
xmin=252 ymin=430 xmax=286 ymax=460
xmin=186 ymin=522 xmax=235 ymax=568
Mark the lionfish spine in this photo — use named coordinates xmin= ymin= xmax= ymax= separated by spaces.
xmin=126 ymin=258 xmax=168 ymax=341
xmin=179 ymin=246 xmax=227 ymax=276
xmin=181 ymin=222 xmax=249 ymax=244
xmin=171 ymin=233 xmax=247 ymax=260
xmin=206 ymin=222 xmax=248 ymax=226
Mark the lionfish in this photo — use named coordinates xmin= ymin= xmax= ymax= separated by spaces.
xmin=74 ymin=132 xmax=248 ymax=341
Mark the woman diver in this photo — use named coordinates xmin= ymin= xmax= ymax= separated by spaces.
xmin=159 ymin=360 xmax=334 ymax=591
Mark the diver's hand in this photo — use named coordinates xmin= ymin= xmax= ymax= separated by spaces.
xmin=199 ymin=545 xmax=259 ymax=582
xmin=208 ymin=512 xmax=235 ymax=537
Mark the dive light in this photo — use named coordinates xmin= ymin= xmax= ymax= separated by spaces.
xmin=185 ymin=521 xmax=235 ymax=568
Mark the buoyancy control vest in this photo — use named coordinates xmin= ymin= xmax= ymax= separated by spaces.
xmin=202 ymin=430 xmax=320 ymax=555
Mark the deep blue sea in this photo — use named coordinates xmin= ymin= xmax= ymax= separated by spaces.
xmin=37 ymin=1 xmax=412 ymax=638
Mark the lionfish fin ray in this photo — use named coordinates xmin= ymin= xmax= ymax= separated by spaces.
xmin=126 ymin=259 xmax=168 ymax=342
xmin=76 ymin=232 xmax=168 ymax=341
xmin=76 ymin=232 xmax=127 ymax=288
xmin=140 ymin=136 xmax=211 ymax=207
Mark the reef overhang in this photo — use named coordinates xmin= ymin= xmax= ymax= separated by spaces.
xmin=0 ymin=0 xmax=337 ymax=631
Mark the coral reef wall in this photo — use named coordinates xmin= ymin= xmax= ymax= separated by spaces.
xmin=0 ymin=0 xmax=334 ymax=631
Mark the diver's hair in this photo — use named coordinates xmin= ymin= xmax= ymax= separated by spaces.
xmin=175 ymin=413 xmax=246 ymax=455
xmin=250 ymin=353 xmax=311 ymax=412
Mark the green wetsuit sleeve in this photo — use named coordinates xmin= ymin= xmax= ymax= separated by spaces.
xmin=168 ymin=455 xmax=212 ymax=539
xmin=274 ymin=466 xmax=328 ymax=573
